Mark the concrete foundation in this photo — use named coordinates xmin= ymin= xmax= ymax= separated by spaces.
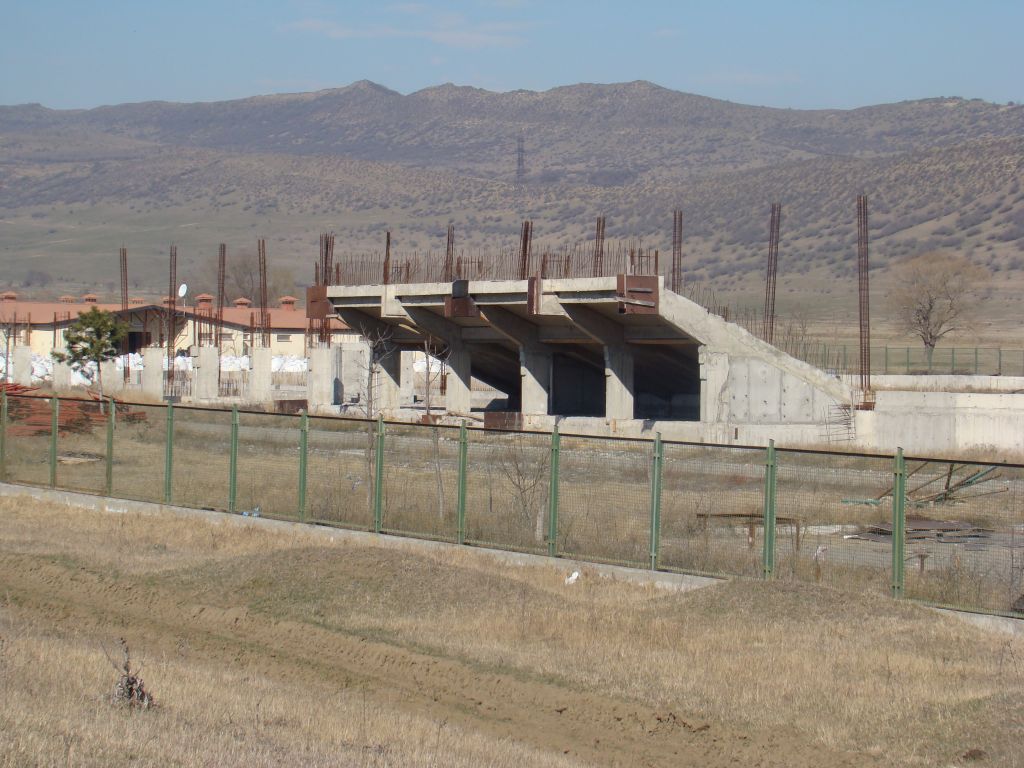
xmin=193 ymin=346 xmax=220 ymax=400
xmin=141 ymin=347 xmax=164 ymax=400
xmin=12 ymin=346 xmax=32 ymax=386
xmin=99 ymin=361 xmax=122 ymax=394
xmin=52 ymin=361 xmax=71 ymax=391
xmin=249 ymin=347 xmax=272 ymax=404
xmin=308 ymin=346 xmax=343 ymax=412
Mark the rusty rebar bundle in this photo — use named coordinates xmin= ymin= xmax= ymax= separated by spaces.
xmin=857 ymin=194 xmax=871 ymax=394
xmin=382 ymin=231 xmax=392 ymax=285
xmin=671 ymin=209 xmax=683 ymax=293
xmin=518 ymin=221 xmax=533 ymax=280
xmin=443 ymin=225 xmax=455 ymax=282
xmin=592 ymin=216 xmax=606 ymax=277
xmin=763 ymin=203 xmax=781 ymax=344
xmin=166 ymin=245 xmax=177 ymax=385
xmin=257 ymin=238 xmax=270 ymax=347
xmin=119 ymin=246 xmax=129 ymax=382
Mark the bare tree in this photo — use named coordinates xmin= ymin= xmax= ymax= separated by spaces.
xmin=421 ymin=341 xmax=450 ymax=520
xmin=888 ymin=251 xmax=989 ymax=367
xmin=351 ymin=325 xmax=397 ymax=514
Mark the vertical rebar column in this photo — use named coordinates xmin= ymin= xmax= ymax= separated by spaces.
xmin=49 ymin=397 xmax=58 ymax=488
xmin=298 ymin=410 xmax=308 ymax=523
xmin=457 ymin=420 xmax=468 ymax=545
xmin=120 ymin=247 xmax=129 ymax=383
xmin=373 ymin=415 xmax=385 ymax=533
xmin=547 ymin=425 xmax=560 ymax=558
xmin=518 ymin=221 xmax=533 ymax=280
xmin=443 ymin=225 xmax=455 ymax=283
xmin=216 ymin=243 xmax=226 ymax=389
xmin=164 ymin=402 xmax=174 ymax=504
xmin=891 ymin=448 xmax=906 ymax=598
xmin=762 ymin=439 xmax=777 ymax=578
xmin=649 ymin=432 xmax=664 ymax=571
xmin=382 ymin=232 xmax=392 ymax=286
xmin=857 ymin=194 xmax=871 ymax=395
xmin=228 ymin=406 xmax=239 ymax=514
xmin=763 ymin=203 xmax=781 ymax=344
xmin=167 ymin=245 xmax=177 ymax=391
xmin=592 ymin=216 xmax=606 ymax=278
xmin=105 ymin=398 xmax=115 ymax=496
xmin=0 ymin=391 xmax=7 ymax=482
xmin=671 ymin=209 xmax=682 ymax=292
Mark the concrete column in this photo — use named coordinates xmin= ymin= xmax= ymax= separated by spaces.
xmin=604 ymin=345 xmax=634 ymax=421
xmin=339 ymin=342 xmax=369 ymax=408
xmin=376 ymin=351 xmax=401 ymax=414
xmin=142 ymin=347 xmax=164 ymax=400
xmin=445 ymin=344 xmax=472 ymax=415
xmin=99 ymin=361 xmax=122 ymax=394
xmin=52 ymin=361 xmax=72 ymax=391
xmin=193 ymin=346 xmax=220 ymax=400
xmin=400 ymin=350 xmax=415 ymax=406
xmin=520 ymin=346 xmax=551 ymax=415
xmin=13 ymin=346 xmax=32 ymax=386
xmin=249 ymin=347 xmax=273 ymax=404
xmin=308 ymin=346 xmax=342 ymax=412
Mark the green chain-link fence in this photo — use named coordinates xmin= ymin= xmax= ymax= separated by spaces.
xmin=1 ymin=391 xmax=1022 ymax=620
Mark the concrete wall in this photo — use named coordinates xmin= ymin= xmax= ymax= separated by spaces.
xmin=871 ymin=375 xmax=1024 ymax=393
xmin=856 ymin=391 xmax=1024 ymax=457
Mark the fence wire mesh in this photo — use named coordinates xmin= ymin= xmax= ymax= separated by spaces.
xmin=236 ymin=412 xmax=300 ymax=520
xmin=464 ymin=429 xmax=550 ymax=554
xmin=2 ymin=394 xmax=53 ymax=488
xmin=382 ymin=422 xmax=460 ymax=541
xmin=110 ymin=402 xmax=165 ymax=504
xmin=305 ymin=416 xmax=374 ymax=529
xmin=48 ymin=400 xmax=107 ymax=495
xmin=171 ymin=406 xmax=232 ymax=510
xmin=774 ymin=450 xmax=893 ymax=595
xmin=659 ymin=444 xmax=765 ymax=577
xmin=2 ymin=395 xmax=1022 ymax=621
xmin=557 ymin=435 xmax=650 ymax=568
xmin=900 ymin=460 xmax=1024 ymax=616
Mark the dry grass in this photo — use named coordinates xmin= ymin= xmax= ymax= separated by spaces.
xmin=1 ymin=495 xmax=1023 ymax=766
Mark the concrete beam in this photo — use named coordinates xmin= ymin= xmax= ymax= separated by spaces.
xmin=560 ymin=304 xmax=624 ymax=346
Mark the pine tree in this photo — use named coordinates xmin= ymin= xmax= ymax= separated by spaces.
xmin=51 ymin=307 xmax=129 ymax=402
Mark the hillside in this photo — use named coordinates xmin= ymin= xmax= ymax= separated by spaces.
xmin=1 ymin=80 xmax=1022 ymax=331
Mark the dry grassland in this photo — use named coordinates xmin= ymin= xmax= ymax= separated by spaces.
xmin=1 ymin=495 xmax=1022 ymax=767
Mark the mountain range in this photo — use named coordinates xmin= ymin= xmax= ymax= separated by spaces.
xmin=1 ymin=80 xmax=1022 ymax=324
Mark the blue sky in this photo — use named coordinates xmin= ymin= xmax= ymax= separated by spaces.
xmin=2 ymin=0 xmax=1021 ymax=110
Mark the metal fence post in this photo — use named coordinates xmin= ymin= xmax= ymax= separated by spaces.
xmin=884 ymin=345 xmax=889 ymax=374
xmin=228 ymin=405 xmax=239 ymax=513
xmin=0 ymin=391 xmax=7 ymax=482
xmin=373 ymin=415 xmax=385 ymax=533
xmin=547 ymin=425 xmax=560 ymax=557
xmin=298 ymin=410 xmax=308 ymax=523
xmin=762 ymin=439 xmax=777 ymax=579
xmin=905 ymin=347 xmax=910 ymax=373
xmin=950 ymin=348 xmax=956 ymax=374
xmin=649 ymin=432 xmax=663 ymax=570
xmin=891 ymin=447 xmax=906 ymax=598
xmin=457 ymin=420 xmax=468 ymax=545
xmin=163 ymin=402 xmax=174 ymax=504
xmin=49 ymin=397 xmax=58 ymax=488
xmin=974 ymin=347 xmax=979 ymax=375
xmin=105 ymin=398 xmax=115 ymax=496
xmin=997 ymin=348 xmax=1003 ymax=376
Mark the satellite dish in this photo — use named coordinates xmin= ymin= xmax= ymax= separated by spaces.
xmin=177 ymin=283 xmax=188 ymax=299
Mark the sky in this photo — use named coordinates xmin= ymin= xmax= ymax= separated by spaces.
xmin=1 ymin=0 xmax=1022 ymax=110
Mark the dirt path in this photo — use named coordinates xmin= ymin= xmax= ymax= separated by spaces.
xmin=0 ymin=551 xmax=879 ymax=768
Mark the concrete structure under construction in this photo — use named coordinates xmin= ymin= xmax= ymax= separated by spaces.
xmin=311 ymin=275 xmax=856 ymax=446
